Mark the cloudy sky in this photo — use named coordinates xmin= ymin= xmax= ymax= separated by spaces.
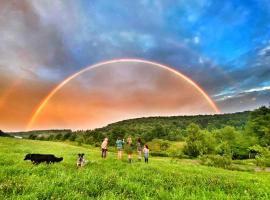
xmin=0 ymin=0 xmax=270 ymax=131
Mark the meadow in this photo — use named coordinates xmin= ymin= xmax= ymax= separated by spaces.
xmin=0 ymin=137 xmax=270 ymax=200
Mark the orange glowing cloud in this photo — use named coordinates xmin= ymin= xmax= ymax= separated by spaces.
xmin=0 ymin=74 xmax=54 ymax=131
xmin=27 ymin=59 xmax=220 ymax=130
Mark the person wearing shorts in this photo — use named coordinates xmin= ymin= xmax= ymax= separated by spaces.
xmin=137 ymin=138 xmax=142 ymax=161
xmin=101 ymin=137 xmax=108 ymax=158
xmin=126 ymin=136 xmax=133 ymax=163
xmin=116 ymin=137 xmax=124 ymax=160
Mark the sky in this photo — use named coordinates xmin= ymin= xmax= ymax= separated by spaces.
xmin=0 ymin=0 xmax=270 ymax=131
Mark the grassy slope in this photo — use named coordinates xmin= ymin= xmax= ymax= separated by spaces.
xmin=0 ymin=137 xmax=269 ymax=200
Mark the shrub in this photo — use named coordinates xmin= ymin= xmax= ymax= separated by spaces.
xmin=28 ymin=134 xmax=37 ymax=140
xmin=75 ymin=138 xmax=83 ymax=146
xmin=62 ymin=132 xmax=71 ymax=141
xmin=183 ymin=124 xmax=215 ymax=157
xmin=255 ymin=155 xmax=270 ymax=168
xmin=199 ymin=154 xmax=232 ymax=169
xmin=147 ymin=139 xmax=171 ymax=152
xmin=249 ymin=145 xmax=270 ymax=167
xmin=69 ymin=134 xmax=77 ymax=141
xmin=54 ymin=133 xmax=63 ymax=140
xmin=168 ymin=148 xmax=185 ymax=158
xmin=150 ymin=152 xmax=168 ymax=157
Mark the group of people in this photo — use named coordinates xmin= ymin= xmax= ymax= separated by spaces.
xmin=101 ymin=137 xmax=149 ymax=163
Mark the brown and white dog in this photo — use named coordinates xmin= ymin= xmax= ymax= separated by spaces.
xmin=77 ymin=153 xmax=86 ymax=167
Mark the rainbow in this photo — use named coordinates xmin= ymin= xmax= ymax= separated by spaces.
xmin=26 ymin=58 xmax=220 ymax=130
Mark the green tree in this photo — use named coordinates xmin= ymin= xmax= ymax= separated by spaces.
xmin=47 ymin=135 xmax=54 ymax=141
xmin=110 ymin=127 xmax=126 ymax=142
xmin=152 ymin=125 xmax=166 ymax=138
xmin=63 ymin=132 xmax=71 ymax=141
xmin=28 ymin=134 xmax=37 ymax=140
xmin=183 ymin=123 xmax=215 ymax=157
xmin=213 ymin=126 xmax=254 ymax=159
xmin=54 ymin=133 xmax=63 ymax=141
xmin=246 ymin=106 xmax=270 ymax=146
xmin=69 ymin=134 xmax=77 ymax=141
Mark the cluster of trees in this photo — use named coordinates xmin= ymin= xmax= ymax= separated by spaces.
xmin=183 ymin=124 xmax=256 ymax=159
xmin=183 ymin=106 xmax=270 ymax=167
xmin=28 ymin=132 xmax=77 ymax=141
xmin=0 ymin=130 xmax=11 ymax=137
xmin=28 ymin=130 xmax=75 ymax=141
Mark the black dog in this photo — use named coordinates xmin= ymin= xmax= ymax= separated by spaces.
xmin=24 ymin=154 xmax=63 ymax=164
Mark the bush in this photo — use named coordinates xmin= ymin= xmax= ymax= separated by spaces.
xmin=47 ymin=135 xmax=54 ymax=141
xmin=28 ymin=134 xmax=37 ymax=140
xmin=255 ymin=155 xmax=270 ymax=167
xmin=168 ymin=148 xmax=185 ymax=158
xmin=249 ymin=145 xmax=270 ymax=167
xmin=183 ymin=124 xmax=215 ymax=157
xmin=150 ymin=151 xmax=168 ymax=157
xmin=147 ymin=139 xmax=171 ymax=152
xmin=75 ymin=138 xmax=83 ymax=146
xmin=62 ymin=132 xmax=71 ymax=141
xmin=69 ymin=134 xmax=77 ymax=141
xmin=199 ymin=154 xmax=232 ymax=169
xmin=54 ymin=133 xmax=63 ymax=140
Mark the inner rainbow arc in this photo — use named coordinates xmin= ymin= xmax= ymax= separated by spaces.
xmin=26 ymin=58 xmax=220 ymax=131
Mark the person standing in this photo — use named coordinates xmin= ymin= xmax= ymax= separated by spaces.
xmin=143 ymin=145 xmax=149 ymax=163
xmin=116 ymin=137 xmax=124 ymax=160
xmin=137 ymin=138 xmax=142 ymax=161
xmin=101 ymin=137 xmax=108 ymax=158
xmin=126 ymin=136 xmax=133 ymax=163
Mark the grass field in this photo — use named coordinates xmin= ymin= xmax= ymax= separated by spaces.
xmin=0 ymin=137 xmax=270 ymax=200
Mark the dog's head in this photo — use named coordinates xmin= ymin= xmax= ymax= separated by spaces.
xmin=24 ymin=154 xmax=31 ymax=160
xmin=56 ymin=157 xmax=63 ymax=162
xmin=78 ymin=153 xmax=85 ymax=158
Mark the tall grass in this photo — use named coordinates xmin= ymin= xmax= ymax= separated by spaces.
xmin=0 ymin=137 xmax=269 ymax=199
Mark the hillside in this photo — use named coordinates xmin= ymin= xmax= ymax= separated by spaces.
xmin=99 ymin=111 xmax=250 ymax=133
xmin=0 ymin=130 xmax=11 ymax=137
xmin=8 ymin=129 xmax=72 ymax=137
xmin=9 ymin=111 xmax=250 ymax=138
xmin=0 ymin=137 xmax=269 ymax=200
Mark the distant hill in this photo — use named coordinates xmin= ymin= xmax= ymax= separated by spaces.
xmin=7 ymin=111 xmax=251 ymax=139
xmin=0 ymin=130 xmax=11 ymax=137
xmin=8 ymin=129 xmax=72 ymax=137
xmin=101 ymin=111 xmax=250 ymax=131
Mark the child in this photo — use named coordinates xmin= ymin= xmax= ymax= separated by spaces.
xmin=126 ymin=136 xmax=133 ymax=163
xmin=143 ymin=145 xmax=149 ymax=163
xmin=101 ymin=137 xmax=108 ymax=158
xmin=116 ymin=137 xmax=124 ymax=160
xmin=137 ymin=138 xmax=142 ymax=161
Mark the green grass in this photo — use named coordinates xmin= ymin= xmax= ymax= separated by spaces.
xmin=0 ymin=137 xmax=269 ymax=200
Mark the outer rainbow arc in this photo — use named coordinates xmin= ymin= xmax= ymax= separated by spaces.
xmin=26 ymin=58 xmax=220 ymax=131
